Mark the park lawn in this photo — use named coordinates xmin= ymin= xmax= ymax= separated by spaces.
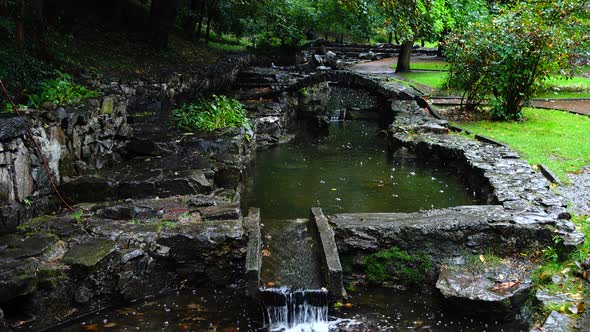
xmin=391 ymin=59 xmax=449 ymax=71
xmin=456 ymin=108 xmax=590 ymax=183
xmin=398 ymin=71 xmax=449 ymax=89
xmin=397 ymin=70 xmax=590 ymax=98
xmin=536 ymin=91 xmax=590 ymax=99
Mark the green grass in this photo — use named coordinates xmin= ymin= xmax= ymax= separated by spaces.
xmin=536 ymin=91 xmax=590 ymax=99
xmin=391 ymin=60 xmax=449 ymax=71
xmin=398 ymin=71 xmax=449 ymax=89
xmin=456 ymin=108 xmax=590 ymax=182
xmin=208 ymin=41 xmax=248 ymax=52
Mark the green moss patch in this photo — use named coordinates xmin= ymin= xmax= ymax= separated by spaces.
xmin=62 ymin=239 xmax=116 ymax=267
xmin=365 ymin=247 xmax=432 ymax=286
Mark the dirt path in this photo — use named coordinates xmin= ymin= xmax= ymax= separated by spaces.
xmin=533 ymin=99 xmax=590 ymax=115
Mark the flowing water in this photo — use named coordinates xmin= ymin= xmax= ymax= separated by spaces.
xmin=241 ymin=120 xmax=481 ymax=332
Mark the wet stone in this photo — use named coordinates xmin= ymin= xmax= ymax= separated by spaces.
xmin=62 ymin=238 xmax=116 ymax=267
xmin=531 ymin=311 xmax=574 ymax=332
xmin=436 ymin=258 xmax=532 ymax=314
xmin=199 ymin=205 xmax=240 ymax=220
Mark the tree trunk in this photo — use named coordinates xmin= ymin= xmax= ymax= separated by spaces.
xmin=387 ymin=32 xmax=392 ymax=45
xmin=395 ymin=41 xmax=414 ymax=73
xmin=205 ymin=0 xmax=217 ymax=43
xmin=395 ymin=41 xmax=412 ymax=73
xmin=15 ymin=0 xmax=25 ymax=48
xmin=196 ymin=0 xmax=206 ymax=41
xmin=182 ymin=0 xmax=198 ymax=38
xmin=149 ymin=0 xmax=180 ymax=49
xmin=30 ymin=0 xmax=46 ymax=42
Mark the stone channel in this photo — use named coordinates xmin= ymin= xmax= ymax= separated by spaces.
xmin=0 ymin=54 xmax=585 ymax=331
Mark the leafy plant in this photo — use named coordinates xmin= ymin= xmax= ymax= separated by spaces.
xmin=28 ymin=71 xmax=99 ymax=108
xmin=445 ymin=0 xmax=589 ymax=120
xmin=69 ymin=210 xmax=84 ymax=223
xmin=172 ymin=95 xmax=252 ymax=134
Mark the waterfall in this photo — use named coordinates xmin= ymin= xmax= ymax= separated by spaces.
xmin=260 ymin=287 xmax=329 ymax=332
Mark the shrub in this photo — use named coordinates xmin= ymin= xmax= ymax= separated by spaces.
xmin=444 ymin=0 xmax=588 ymax=120
xmin=28 ymin=71 xmax=99 ymax=108
xmin=365 ymin=247 xmax=432 ymax=286
xmin=172 ymin=95 xmax=252 ymax=133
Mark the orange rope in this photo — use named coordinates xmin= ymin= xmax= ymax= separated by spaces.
xmin=0 ymin=79 xmax=74 ymax=211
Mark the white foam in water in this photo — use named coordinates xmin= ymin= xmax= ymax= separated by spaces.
xmin=262 ymin=287 xmax=333 ymax=332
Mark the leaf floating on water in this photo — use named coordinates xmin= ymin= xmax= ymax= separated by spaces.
xmin=344 ymin=303 xmax=353 ymax=308
xmin=262 ymin=249 xmax=271 ymax=257
xmin=82 ymin=324 xmax=99 ymax=331
xmin=104 ymin=322 xmax=117 ymax=328
xmin=331 ymin=188 xmax=337 ymax=191
xmin=187 ymin=303 xmax=203 ymax=310
xmin=267 ymin=281 xmax=276 ymax=287
xmin=333 ymin=302 xmax=343 ymax=308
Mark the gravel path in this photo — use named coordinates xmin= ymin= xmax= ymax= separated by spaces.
xmin=558 ymin=166 xmax=590 ymax=216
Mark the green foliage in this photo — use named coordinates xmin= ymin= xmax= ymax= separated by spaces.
xmin=445 ymin=0 xmax=589 ymax=120
xmin=173 ymin=95 xmax=252 ymax=134
xmin=365 ymin=247 xmax=432 ymax=285
xmin=28 ymin=71 xmax=99 ymax=108
xmin=0 ymin=46 xmax=51 ymax=100
xmin=69 ymin=210 xmax=84 ymax=223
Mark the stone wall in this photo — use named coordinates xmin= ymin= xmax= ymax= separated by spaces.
xmin=0 ymin=96 xmax=130 ymax=234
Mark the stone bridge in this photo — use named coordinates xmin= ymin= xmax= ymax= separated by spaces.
xmin=284 ymin=71 xmax=424 ymax=103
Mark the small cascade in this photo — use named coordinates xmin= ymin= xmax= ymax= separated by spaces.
xmin=260 ymin=287 xmax=329 ymax=332
xmin=329 ymin=113 xmax=340 ymax=121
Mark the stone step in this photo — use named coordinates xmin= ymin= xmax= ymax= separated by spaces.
xmin=61 ymin=167 xmax=214 ymax=203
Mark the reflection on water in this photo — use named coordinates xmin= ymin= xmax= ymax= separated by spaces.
xmin=243 ymin=121 xmax=478 ymax=220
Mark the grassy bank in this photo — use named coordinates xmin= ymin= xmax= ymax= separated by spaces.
xmin=456 ymin=108 xmax=590 ymax=183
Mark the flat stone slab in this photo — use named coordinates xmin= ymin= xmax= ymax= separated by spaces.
xmin=330 ymin=206 xmax=557 ymax=257
xmin=436 ymin=257 xmax=532 ymax=314
xmin=62 ymin=239 xmax=116 ymax=267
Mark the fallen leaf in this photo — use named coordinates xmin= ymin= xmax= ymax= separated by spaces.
xmin=82 ymin=324 xmax=99 ymax=331
xmin=479 ymin=255 xmax=485 ymax=263
xmin=187 ymin=303 xmax=202 ymax=310
xmin=492 ymin=281 xmax=520 ymax=291
xmin=266 ymin=281 xmax=276 ymax=287
xmin=262 ymin=249 xmax=271 ymax=257
xmin=344 ymin=303 xmax=353 ymax=308
xmin=104 ymin=322 xmax=117 ymax=328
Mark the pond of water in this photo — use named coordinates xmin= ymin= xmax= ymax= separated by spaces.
xmin=52 ymin=121 xmax=528 ymax=332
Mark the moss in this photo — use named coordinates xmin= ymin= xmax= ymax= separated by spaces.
xmin=16 ymin=215 xmax=57 ymax=233
xmin=365 ymin=247 xmax=432 ymax=286
xmin=62 ymin=239 xmax=116 ymax=267
xmin=37 ymin=267 xmax=67 ymax=289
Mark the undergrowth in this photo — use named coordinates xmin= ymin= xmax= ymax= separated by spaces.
xmin=28 ymin=71 xmax=99 ymax=108
xmin=531 ymin=214 xmax=589 ymax=316
xmin=172 ymin=95 xmax=252 ymax=134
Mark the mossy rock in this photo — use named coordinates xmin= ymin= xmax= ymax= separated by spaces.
xmin=62 ymin=239 xmax=116 ymax=267
xmin=365 ymin=247 xmax=432 ymax=286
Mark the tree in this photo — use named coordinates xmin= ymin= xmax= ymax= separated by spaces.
xmin=445 ymin=0 xmax=590 ymax=120
xmin=149 ymin=0 xmax=180 ymax=49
